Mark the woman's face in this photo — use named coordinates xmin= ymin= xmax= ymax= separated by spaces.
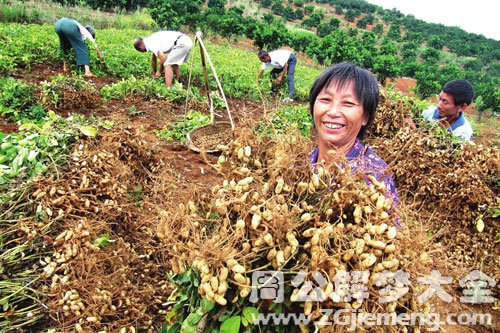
xmin=313 ymin=80 xmax=367 ymax=154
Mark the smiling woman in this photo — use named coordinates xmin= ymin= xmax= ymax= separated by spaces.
xmin=308 ymin=62 xmax=399 ymax=216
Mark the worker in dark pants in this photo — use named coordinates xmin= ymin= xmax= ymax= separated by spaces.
xmin=257 ymin=49 xmax=297 ymax=102
xmin=54 ymin=18 xmax=103 ymax=77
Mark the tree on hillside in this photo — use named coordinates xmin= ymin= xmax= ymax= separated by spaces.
xmin=421 ymin=47 xmax=441 ymax=65
xmin=415 ymin=65 xmax=441 ymax=98
xmin=427 ymin=35 xmax=445 ymax=50
xmin=201 ymin=6 xmax=250 ymax=37
xmin=472 ymin=75 xmax=500 ymax=112
xmin=295 ymin=8 xmax=304 ymax=20
xmin=486 ymin=61 xmax=500 ymax=77
xmin=361 ymin=31 xmax=376 ymax=53
xmin=310 ymin=8 xmax=325 ymax=21
xmin=348 ymin=28 xmax=358 ymax=37
xmin=329 ymin=17 xmax=341 ymax=29
xmin=316 ymin=17 xmax=341 ymax=38
xmin=207 ymin=0 xmax=226 ymax=14
xmin=304 ymin=4 xmax=314 ymax=15
xmin=317 ymin=22 xmax=333 ymax=38
xmin=150 ymin=0 xmax=203 ymax=29
xmin=290 ymin=31 xmax=318 ymax=53
xmin=282 ymin=5 xmax=296 ymax=21
xmin=359 ymin=32 xmax=377 ymax=68
xmin=373 ymin=54 xmax=400 ymax=84
xmin=271 ymin=1 xmax=284 ymax=16
xmin=366 ymin=14 xmax=375 ymax=25
xmin=372 ymin=23 xmax=383 ymax=35
xmin=301 ymin=17 xmax=317 ymax=29
xmin=438 ymin=64 xmax=464 ymax=84
xmin=262 ymin=12 xmax=274 ymax=24
xmin=301 ymin=8 xmax=324 ymax=29
xmin=317 ymin=30 xmax=364 ymax=65
xmin=403 ymin=31 xmax=424 ymax=44
xmin=252 ymin=21 xmax=289 ymax=49
xmin=401 ymin=41 xmax=419 ymax=61
xmin=379 ymin=38 xmax=397 ymax=56
xmin=401 ymin=61 xmax=423 ymax=77
xmin=260 ymin=0 xmax=272 ymax=8
xmin=344 ymin=8 xmax=359 ymax=22
xmin=382 ymin=8 xmax=404 ymax=22
xmin=387 ymin=23 xmax=401 ymax=40
xmin=356 ymin=16 xmax=368 ymax=29
xmin=464 ymin=59 xmax=484 ymax=72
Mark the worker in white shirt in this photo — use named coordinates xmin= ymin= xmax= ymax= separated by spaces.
xmin=257 ymin=49 xmax=297 ymax=102
xmin=134 ymin=31 xmax=193 ymax=88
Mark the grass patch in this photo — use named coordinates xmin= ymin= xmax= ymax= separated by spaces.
xmin=0 ymin=0 xmax=156 ymax=30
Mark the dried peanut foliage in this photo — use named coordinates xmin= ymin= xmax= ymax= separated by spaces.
xmin=2 ymin=128 xmax=174 ymax=332
xmin=1 ymin=83 xmax=496 ymax=333
xmin=158 ymin=128 xmax=437 ymax=332
xmin=368 ymin=89 xmax=413 ymax=138
xmin=41 ymin=76 xmax=100 ymax=112
xmin=367 ymin=88 xmax=499 ymax=277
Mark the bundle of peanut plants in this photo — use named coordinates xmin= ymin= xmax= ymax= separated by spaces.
xmin=158 ymin=129 xmax=435 ymax=332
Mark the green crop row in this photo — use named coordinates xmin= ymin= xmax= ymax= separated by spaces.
xmin=0 ymin=77 xmax=46 ymax=122
xmin=0 ymin=111 xmax=100 ymax=193
xmin=0 ymin=0 xmax=157 ymax=30
xmin=1 ymin=23 xmax=323 ymax=101
xmin=0 ymin=24 xmax=59 ymax=73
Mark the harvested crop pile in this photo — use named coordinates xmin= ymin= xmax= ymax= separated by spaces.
xmin=157 ymin=129 xmax=438 ymax=332
xmin=371 ymin=127 xmax=499 ymax=276
xmin=364 ymin=87 xmax=499 ymax=277
xmin=2 ymin=128 xmax=174 ymax=332
xmin=41 ymin=76 xmax=100 ymax=112
xmin=373 ymin=128 xmax=498 ymax=223
xmin=367 ymin=88 xmax=422 ymax=139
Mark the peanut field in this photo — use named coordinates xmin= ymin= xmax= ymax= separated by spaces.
xmin=0 ymin=22 xmax=498 ymax=333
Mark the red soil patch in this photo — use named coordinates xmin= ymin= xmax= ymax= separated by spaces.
xmin=0 ymin=119 xmax=18 ymax=134
xmin=386 ymin=77 xmax=417 ymax=95
xmin=10 ymin=63 xmax=119 ymax=89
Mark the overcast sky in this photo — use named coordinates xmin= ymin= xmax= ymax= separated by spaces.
xmin=365 ymin=0 xmax=499 ymax=41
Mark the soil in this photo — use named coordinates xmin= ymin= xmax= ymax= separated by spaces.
xmin=0 ymin=118 xmax=18 ymax=134
xmin=386 ymin=77 xmax=417 ymax=95
xmin=4 ymin=63 xmax=272 ymax=192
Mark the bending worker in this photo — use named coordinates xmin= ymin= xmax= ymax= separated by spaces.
xmin=134 ymin=31 xmax=193 ymax=88
xmin=257 ymin=49 xmax=297 ymax=102
xmin=54 ymin=17 xmax=103 ymax=77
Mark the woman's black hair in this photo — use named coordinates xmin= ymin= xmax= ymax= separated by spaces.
xmin=309 ymin=62 xmax=379 ymax=139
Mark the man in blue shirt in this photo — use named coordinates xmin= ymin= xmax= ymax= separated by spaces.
xmin=407 ymin=79 xmax=474 ymax=141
